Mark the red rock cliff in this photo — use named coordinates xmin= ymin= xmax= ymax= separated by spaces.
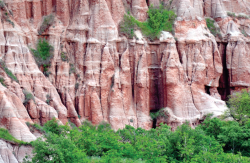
xmin=0 ymin=0 xmax=250 ymax=161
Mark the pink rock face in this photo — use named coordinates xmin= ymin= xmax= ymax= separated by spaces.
xmin=2 ymin=0 xmax=250 ymax=159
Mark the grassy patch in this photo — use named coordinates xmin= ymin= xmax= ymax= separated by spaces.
xmin=38 ymin=14 xmax=55 ymax=35
xmin=0 ymin=61 xmax=19 ymax=83
xmin=205 ymin=18 xmax=222 ymax=39
xmin=0 ymin=77 xmax=6 ymax=87
xmin=227 ymin=12 xmax=236 ymax=17
xmin=23 ymin=90 xmax=35 ymax=105
xmin=241 ymin=29 xmax=248 ymax=37
xmin=0 ymin=128 xmax=28 ymax=145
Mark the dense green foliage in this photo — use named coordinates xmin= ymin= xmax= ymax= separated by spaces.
xmin=138 ymin=5 xmax=176 ymax=40
xmin=0 ymin=60 xmax=19 ymax=83
xmin=205 ymin=18 xmax=222 ymax=39
xmin=223 ymin=89 xmax=250 ymax=125
xmin=120 ymin=13 xmax=138 ymax=38
xmin=31 ymin=39 xmax=53 ymax=76
xmin=31 ymin=39 xmax=53 ymax=64
xmin=23 ymin=116 xmax=250 ymax=163
xmin=120 ymin=5 xmax=176 ymax=40
xmin=0 ymin=128 xmax=28 ymax=145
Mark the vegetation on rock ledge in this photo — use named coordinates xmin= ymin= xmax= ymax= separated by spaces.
xmin=0 ymin=60 xmax=19 ymax=83
xmin=120 ymin=4 xmax=176 ymax=40
xmin=205 ymin=18 xmax=222 ymax=39
xmin=0 ymin=128 xmax=29 ymax=145
xmin=31 ymin=39 xmax=54 ymax=76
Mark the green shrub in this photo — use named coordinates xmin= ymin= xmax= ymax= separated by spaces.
xmin=0 ymin=60 xmax=19 ymax=83
xmin=227 ymin=12 xmax=236 ymax=17
xmin=31 ymin=39 xmax=54 ymax=66
xmin=138 ymin=4 xmax=176 ymax=40
xmin=23 ymin=90 xmax=35 ymax=105
xmin=150 ymin=108 xmax=168 ymax=120
xmin=205 ymin=18 xmax=222 ymax=39
xmin=237 ymin=14 xmax=249 ymax=19
xmin=61 ymin=52 xmax=69 ymax=62
xmin=0 ymin=1 xmax=5 ymax=8
xmin=0 ymin=77 xmax=6 ymax=87
xmin=119 ymin=13 xmax=138 ymax=38
xmin=69 ymin=63 xmax=76 ymax=74
xmin=75 ymin=83 xmax=79 ymax=90
xmin=38 ymin=14 xmax=55 ymax=35
xmin=31 ymin=39 xmax=53 ymax=76
xmin=119 ymin=5 xmax=176 ymax=40
xmin=46 ymin=94 xmax=52 ymax=104
xmin=222 ymin=89 xmax=250 ymax=125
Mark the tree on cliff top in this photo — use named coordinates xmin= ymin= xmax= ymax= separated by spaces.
xmin=120 ymin=4 xmax=176 ymax=40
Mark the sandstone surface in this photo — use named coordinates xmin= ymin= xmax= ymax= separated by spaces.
xmin=0 ymin=0 xmax=250 ymax=161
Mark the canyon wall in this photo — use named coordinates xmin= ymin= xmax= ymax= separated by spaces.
xmin=0 ymin=0 xmax=250 ymax=162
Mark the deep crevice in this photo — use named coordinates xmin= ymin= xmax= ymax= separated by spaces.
xmin=217 ymin=42 xmax=230 ymax=101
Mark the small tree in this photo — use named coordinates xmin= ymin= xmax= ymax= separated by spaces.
xmin=31 ymin=39 xmax=53 ymax=76
xmin=223 ymin=89 xmax=250 ymax=125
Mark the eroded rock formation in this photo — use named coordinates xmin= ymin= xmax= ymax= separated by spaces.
xmin=0 ymin=0 xmax=250 ymax=161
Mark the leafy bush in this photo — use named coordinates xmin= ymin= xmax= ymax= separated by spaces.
xmin=23 ymin=90 xmax=35 ymax=105
xmin=0 ymin=60 xmax=19 ymax=83
xmin=119 ymin=5 xmax=176 ymax=40
xmin=46 ymin=94 xmax=52 ymax=105
xmin=222 ymin=89 xmax=250 ymax=125
xmin=69 ymin=63 xmax=76 ymax=74
xmin=61 ymin=52 xmax=69 ymax=62
xmin=119 ymin=13 xmax=138 ymax=38
xmin=138 ymin=4 xmax=176 ymax=40
xmin=150 ymin=108 xmax=168 ymax=120
xmin=31 ymin=39 xmax=53 ymax=76
xmin=38 ymin=14 xmax=55 ymax=35
xmin=31 ymin=39 xmax=54 ymax=66
xmin=205 ymin=18 xmax=222 ymax=39
xmin=0 ymin=77 xmax=6 ymax=87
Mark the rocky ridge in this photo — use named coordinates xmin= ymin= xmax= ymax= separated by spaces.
xmin=0 ymin=0 xmax=250 ymax=162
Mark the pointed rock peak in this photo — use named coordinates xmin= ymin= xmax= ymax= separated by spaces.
xmin=172 ymin=0 xmax=203 ymax=20
xmin=211 ymin=0 xmax=227 ymax=18
xmin=227 ymin=20 xmax=241 ymax=36
xmin=89 ymin=0 xmax=118 ymax=43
